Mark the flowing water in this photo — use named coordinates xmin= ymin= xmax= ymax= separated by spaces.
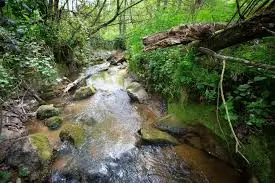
xmin=27 ymin=63 xmax=242 ymax=183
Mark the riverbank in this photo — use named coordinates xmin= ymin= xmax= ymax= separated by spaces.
xmin=1 ymin=55 xmax=247 ymax=182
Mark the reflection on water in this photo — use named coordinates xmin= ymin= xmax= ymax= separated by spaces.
xmin=27 ymin=64 xmax=242 ymax=183
xmin=175 ymin=144 xmax=241 ymax=183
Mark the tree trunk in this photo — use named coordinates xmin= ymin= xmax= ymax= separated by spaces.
xmin=67 ymin=0 xmax=70 ymax=10
xmin=54 ymin=0 xmax=59 ymax=20
xmin=143 ymin=24 xmax=225 ymax=51
xmin=49 ymin=0 xmax=53 ymax=18
xmin=143 ymin=7 xmax=275 ymax=52
xmin=197 ymin=8 xmax=275 ymax=51
xmin=163 ymin=0 xmax=168 ymax=9
xmin=157 ymin=0 xmax=161 ymax=9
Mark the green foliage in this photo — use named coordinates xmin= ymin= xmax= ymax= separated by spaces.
xmin=19 ymin=165 xmax=30 ymax=177
xmin=0 ymin=171 xmax=11 ymax=183
xmin=133 ymin=47 xmax=185 ymax=99
xmin=113 ymin=36 xmax=126 ymax=50
xmin=0 ymin=5 xmax=57 ymax=98
xmin=168 ymin=103 xmax=232 ymax=141
xmin=220 ymin=96 xmax=239 ymax=125
xmin=0 ymin=37 xmax=57 ymax=98
xmin=241 ymin=135 xmax=271 ymax=183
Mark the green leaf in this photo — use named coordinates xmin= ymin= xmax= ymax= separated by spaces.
xmin=253 ymin=76 xmax=266 ymax=82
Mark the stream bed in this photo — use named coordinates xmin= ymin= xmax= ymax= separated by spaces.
xmin=26 ymin=63 xmax=243 ymax=183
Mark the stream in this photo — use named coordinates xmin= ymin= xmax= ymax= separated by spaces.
xmin=27 ymin=62 xmax=242 ymax=183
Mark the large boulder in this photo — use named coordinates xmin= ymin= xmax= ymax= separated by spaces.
xmin=45 ymin=116 xmax=63 ymax=130
xmin=73 ymin=86 xmax=96 ymax=101
xmin=139 ymin=127 xmax=180 ymax=145
xmin=1 ymin=133 xmax=53 ymax=181
xmin=59 ymin=124 xmax=85 ymax=147
xmin=126 ymin=82 xmax=148 ymax=103
xmin=36 ymin=104 xmax=60 ymax=120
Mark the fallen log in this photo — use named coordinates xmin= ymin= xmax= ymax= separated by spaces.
xmin=143 ymin=23 xmax=225 ymax=51
xmin=63 ymin=62 xmax=110 ymax=94
xmin=143 ymin=6 xmax=275 ymax=52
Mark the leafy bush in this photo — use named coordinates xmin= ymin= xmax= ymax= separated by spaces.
xmin=0 ymin=171 xmax=11 ymax=183
xmin=127 ymin=1 xmax=275 ymax=128
xmin=0 ymin=27 xmax=57 ymax=98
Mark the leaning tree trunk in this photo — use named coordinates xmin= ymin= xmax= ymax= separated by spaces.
xmin=197 ymin=7 xmax=275 ymax=51
xmin=143 ymin=6 xmax=275 ymax=52
xmin=143 ymin=24 xmax=226 ymax=51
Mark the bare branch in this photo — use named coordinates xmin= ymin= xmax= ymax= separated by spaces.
xmin=263 ymin=26 xmax=275 ymax=35
xmin=89 ymin=0 xmax=144 ymax=35
xmin=198 ymin=47 xmax=275 ymax=72
xmin=90 ymin=0 xmax=108 ymax=27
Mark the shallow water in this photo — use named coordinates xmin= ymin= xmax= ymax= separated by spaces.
xmin=27 ymin=63 xmax=242 ymax=183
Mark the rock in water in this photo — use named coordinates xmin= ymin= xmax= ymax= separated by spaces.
xmin=126 ymin=82 xmax=148 ymax=103
xmin=2 ymin=134 xmax=53 ymax=181
xmin=107 ymin=51 xmax=126 ymax=65
xmin=36 ymin=104 xmax=60 ymax=120
xmin=45 ymin=116 xmax=63 ymax=130
xmin=29 ymin=133 xmax=53 ymax=160
xmin=139 ymin=127 xmax=180 ymax=145
xmin=73 ymin=86 xmax=96 ymax=101
xmin=59 ymin=124 xmax=85 ymax=147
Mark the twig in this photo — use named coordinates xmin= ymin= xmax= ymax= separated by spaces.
xmin=262 ymin=26 xmax=275 ymax=35
xmin=216 ymin=84 xmax=230 ymax=151
xmin=220 ymin=60 xmax=249 ymax=164
xmin=22 ymin=81 xmax=46 ymax=104
xmin=0 ymin=102 xmax=3 ymax=135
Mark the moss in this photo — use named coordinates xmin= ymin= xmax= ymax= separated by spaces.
xmin=241 ymin=135 xmax=271 ymax=183
xmin=157 ymin=114 xmax=184 ymax=128
xmin=168 ymin=103 xmax=272 ymax=182
xmin=45 ymin=116 xmax=63 ymax=130
xmin=29 ymin=133 xmax=53 ymax=160
xmin=140 ymin=127 xmax=179 ymax=145
xmin=36 ymin=104 xmax=60 ymax=120
xmin=168 ymin=103 xmax=232 ymax=141
xmin=59 ymin=124 xmax=85 ymax=146
xmin=73 ymin=86 xmax=96 ymax=101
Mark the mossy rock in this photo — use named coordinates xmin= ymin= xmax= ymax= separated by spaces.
xmin=36 ymin=104 xmax=60 ymax=120
xmin=126 ymin=82 xmax=148 ymax=103
xmin=155 ymin=114 xmax=186 ymax=135
xmin=73 ymin=86 xmax=96 ymax=101
xmin=59 ymin=124 xmax=85 ymax=146
xmin=45 ymin=116 xmax=63 ymax=130
xmin=29 ymin=133 xmax=53 ymax=160
xmin=140 ymin=127 xmax=180 ymax=145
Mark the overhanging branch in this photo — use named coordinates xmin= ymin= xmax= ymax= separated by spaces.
xmin=198 ymin=47 xmax=275 ymax=72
